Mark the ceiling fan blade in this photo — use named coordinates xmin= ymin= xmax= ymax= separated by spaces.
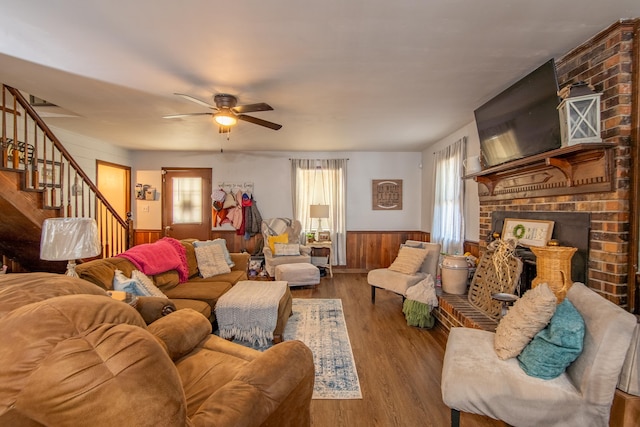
xmin=163 ymin=112 xmax=213 ymax=119
xmin=174 ymin=93 xmax=216 ymax=109
xmin=232 ymin=103 xmax=274 ymax=114
xmin=238 ymin=114 xmax=282 ymax=130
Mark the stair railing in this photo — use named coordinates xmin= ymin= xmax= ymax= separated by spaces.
xmin=1 ymin=84 xmax=132 ymax=258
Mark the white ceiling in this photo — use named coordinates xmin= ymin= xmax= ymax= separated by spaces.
xmin=1 ymin=1 xmax=639 ymax=153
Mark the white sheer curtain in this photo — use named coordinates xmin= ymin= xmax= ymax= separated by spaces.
xmin=431 ymin=137 xmax=466 ymax=255
xmin=291 ymin=159 xmax=347 ymax=265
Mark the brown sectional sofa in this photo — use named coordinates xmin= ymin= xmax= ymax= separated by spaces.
xmin=0 ymin=272 xmax=314 ymax=426
xmin=76 ymin=239 xmax=293 ymax=340
xmin=76 ymin=238 xmax=249 ymax=322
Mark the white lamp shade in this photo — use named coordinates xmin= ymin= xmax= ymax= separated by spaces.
xmin=40 ymin=218 xmax=101 ymax=261
xmin=309 ymin=204 xmax=330 ymax=218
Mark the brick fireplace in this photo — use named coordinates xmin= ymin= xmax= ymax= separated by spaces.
xmin=476 ymin=20 xmax=638 ymax=309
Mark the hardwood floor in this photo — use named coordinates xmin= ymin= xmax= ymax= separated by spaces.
xmin=290 ymin=273 xmax=507 ymax=427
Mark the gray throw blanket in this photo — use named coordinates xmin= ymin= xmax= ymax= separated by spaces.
xmin=216 ymin=281 xmax=287 ymax=347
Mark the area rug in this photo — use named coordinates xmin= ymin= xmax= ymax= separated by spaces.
xmin=285 ymin=298 xmax=362 ymax=399
xmin=225 ymin=298 xmax=362 ymax=399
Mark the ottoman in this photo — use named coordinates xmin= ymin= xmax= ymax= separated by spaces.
xmin=216 ymin=281 xmax=292 ymax=345
xmin=275 ymin=263 xmax=321 ymax=287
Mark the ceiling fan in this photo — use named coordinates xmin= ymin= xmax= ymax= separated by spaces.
xmin=163 ymin=93 xmax=282 ymax=131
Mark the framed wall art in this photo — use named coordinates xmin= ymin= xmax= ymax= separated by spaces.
xmin=372 ymin=179 xmax=403 ymax=210
xmin=502 ymin=218 xmax=554 ymax=247
xmin=37 ymin=159 xmax=62 ymax=188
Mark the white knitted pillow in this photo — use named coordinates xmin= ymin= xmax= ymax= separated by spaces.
xmin=388 ymin=246 xmax=429 ymax=275
xmin=112 ymin=269 xmax=167 ymax=298
xmin=131 ymin=270 xmax=168 ymax=298
xmin=494 ymin=283 xmax=558 ymax=360
xmin=195 ymin=244 xmax=231 ymax=278
xmin=274 ymin=243 xmax=301 ymax=256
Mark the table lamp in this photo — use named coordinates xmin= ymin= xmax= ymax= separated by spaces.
xmin=309 ymin=204 xmax=329 ymax=232
xmin=40 ymin=218 xmax=101 ymax=277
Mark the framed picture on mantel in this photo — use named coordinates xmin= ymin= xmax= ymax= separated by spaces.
xmin=502 ymin=218 xmax=554 ymax=247
xmin=372 ymin=179 xmax=403 ymax=210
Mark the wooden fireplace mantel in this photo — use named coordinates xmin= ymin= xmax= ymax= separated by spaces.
xmin=464 ymin=143 xmax=616 ymax=201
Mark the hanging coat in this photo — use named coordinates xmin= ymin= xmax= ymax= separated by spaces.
xmin=249 ymin=196 xmax=263 ymax=236
xmin=227 ymin=205 xmax=243 ymax=230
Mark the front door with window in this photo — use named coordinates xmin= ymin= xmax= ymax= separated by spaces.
xmin=162 ymin=168 xmax=212 ymax=241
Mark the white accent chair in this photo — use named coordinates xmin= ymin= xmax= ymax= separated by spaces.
xmin=367 ymin=240 xmax=441 ymax=303
xmin=441 ymin=282 xmax=637 ymax=427
xmin=261 ymin=218 xmax=311 ymax=277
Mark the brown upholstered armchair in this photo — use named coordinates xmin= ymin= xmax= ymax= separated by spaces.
xmin=0 ymin=273 xmax=315 ymax=427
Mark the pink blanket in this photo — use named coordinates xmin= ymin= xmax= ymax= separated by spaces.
xmin=116 ymin=237 xmax=189 ymax=283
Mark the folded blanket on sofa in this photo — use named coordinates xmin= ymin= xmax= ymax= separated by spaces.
xmin=117 ymin=237 xmax=189 ymax=283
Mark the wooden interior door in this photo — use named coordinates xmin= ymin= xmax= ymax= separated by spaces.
xmin=96 ymin=160 xmax=131 ymax=219
xmin=97 ymin=160 xmax=131 ymax=255
xmin=162 ymin=168 xmax=212 ymax=241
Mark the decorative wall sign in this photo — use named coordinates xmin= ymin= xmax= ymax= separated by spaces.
xmin=372 ymin=179 xmax=403 ymax=210
xmin=37 ymin=159 xmax=62 ymax=188
xmin=502 ymin=218 xmax=554 ymax=247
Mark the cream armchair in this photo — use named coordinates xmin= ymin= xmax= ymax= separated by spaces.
xmin=368 ymin=240 xmax=441 ymax=303
xmin=261 ymin=218 xmax=311 ymax=277
xmin=441 ymin=282 xmax=637 ymax=427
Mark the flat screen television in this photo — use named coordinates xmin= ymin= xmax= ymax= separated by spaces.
xmin=475 ymin=59 xmax=561 ymax=169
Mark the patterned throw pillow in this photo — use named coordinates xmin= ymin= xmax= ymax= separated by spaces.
xmin=193 ymin=239 xmax=235 ymax=267
xmin=130 ymin=270 xmax=168 ymax=298
xmin=388 ymin=246 xmax=429 ymax=275
xmin=112 ymin=269 xmax=167 ymax=298
xmin=274 ymin=243 xmax=301 ymax=256
xmin=195 ymin=244 xmax=231 ymax=278
xmin=494 ymin=283 xmax=558 ymax=360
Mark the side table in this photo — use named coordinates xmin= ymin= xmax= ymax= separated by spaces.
xmin=308 ymin=241 xmax=333 ymax=277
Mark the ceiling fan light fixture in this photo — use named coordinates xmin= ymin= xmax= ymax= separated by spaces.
xmin=214 ymin=112 xmax=237 ymax=126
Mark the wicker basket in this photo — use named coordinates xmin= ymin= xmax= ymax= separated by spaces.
xmin=468 ymin=248 xmax=523 ymax=320
xmin=530 ymin=246 xmax=577 ymax=302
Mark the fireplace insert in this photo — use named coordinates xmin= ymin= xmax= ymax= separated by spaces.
xmin=491 ymin=211 xmax=590 ymax=292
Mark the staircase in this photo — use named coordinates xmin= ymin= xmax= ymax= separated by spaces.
xmin=0 ymin=84 xmax=132 ymax=272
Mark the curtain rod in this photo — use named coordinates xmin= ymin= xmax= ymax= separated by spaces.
xmin=288 ymin=158 xmax=349 ymax=160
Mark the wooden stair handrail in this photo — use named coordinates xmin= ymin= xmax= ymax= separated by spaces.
xmin=4 ymin=85 xmax=128 ymax=230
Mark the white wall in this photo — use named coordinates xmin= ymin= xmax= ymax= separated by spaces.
xmin=421 ymin=121 xmax=480 ymax=242
xmin=48 ymin=127 xmax=426 ymax=233
xmin=130 ymin=150 xmax=423 ymax=231
xmin=135 ymin=170 xmax=163 ymax=229
xmin=49 ymin=125 xmax=132 ymax=182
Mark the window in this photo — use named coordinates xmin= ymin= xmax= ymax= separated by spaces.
xmin=432 ymin=137 xmax=465 ymax=255
xmin=291 ymin=159 xmax=347 ymax=265
xmin=172 ymin=177 xmax=203 ymax=224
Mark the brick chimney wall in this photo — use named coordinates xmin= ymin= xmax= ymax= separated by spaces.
xmin=479 ymin=20 xmax=638 ymax=307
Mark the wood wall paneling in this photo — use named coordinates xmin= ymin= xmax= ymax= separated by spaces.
xmin=463 ymin=241 xmax=480 ymax=258
xmin=346 ymin=231 xmax=429 ymax=271
xmin=134 ymin=229 xmax=430 ymax=271
xmin=134 ymin=229 xmax=261 ymax=254
xmin=133 ymin=230 xmax=162 ymax=246
xmin=209 ymin=230 xmax=262 ymax=255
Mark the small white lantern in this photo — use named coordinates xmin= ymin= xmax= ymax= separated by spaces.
xmin=557 ymin=81 xmax=602 ymax=146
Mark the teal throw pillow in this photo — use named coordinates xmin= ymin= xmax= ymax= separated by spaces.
xmin=517 ymin=298 xmax=585 ymax=380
